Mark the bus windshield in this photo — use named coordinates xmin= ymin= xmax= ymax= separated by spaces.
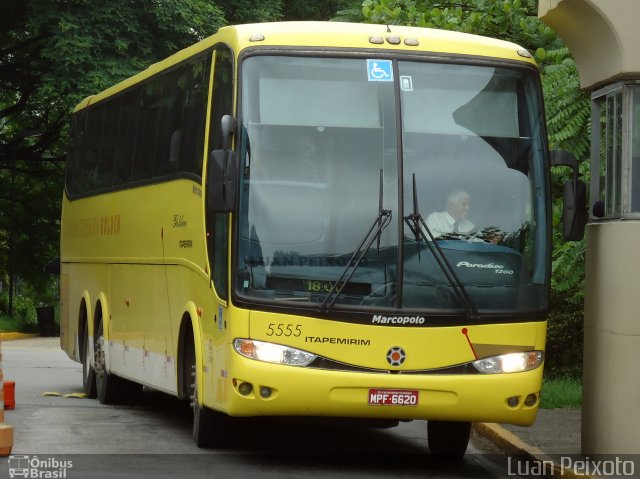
xmin=236 ymin=55 xmax=549 ymax=318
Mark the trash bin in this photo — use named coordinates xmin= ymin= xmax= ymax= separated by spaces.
xmin=36 ymin=306 xmax=56 ymax=337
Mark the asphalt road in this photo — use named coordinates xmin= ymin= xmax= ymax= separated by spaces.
xmin=0 ymin=338 xmax=532 ymax=478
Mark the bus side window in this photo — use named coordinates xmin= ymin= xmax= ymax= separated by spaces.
xmin=180 ymin=54 xmax=211 ymax=176
xmin=208 ymin=44 xmax=233 ymax=299
xmin=95 ymin=100 xmax=120 ymax=189
xmin=134 ymin=81 xmax=161 ymax=181
xmin=154 ymin=68 xmax=185 ymax=178
xmin=83 ymin=107 xmax=104 ymax=190
xmin=115 ymin=88 xmax=140 ymax=185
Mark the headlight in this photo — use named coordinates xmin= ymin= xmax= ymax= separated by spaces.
xmin=472 ymin=351 xmax=543 ymax=374
xmin=234 ymin=339 xmax=317 ymax=366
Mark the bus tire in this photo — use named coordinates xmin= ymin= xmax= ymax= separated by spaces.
xmin=186 ymin=349 xmax=229 ymax=448
xmin=81 ymin=319 xmax=97 ymax=398
xmin=427 ymin=420 xmax=471 ymax=458
xmin=94 ymin=318 xmax=141 ymax=404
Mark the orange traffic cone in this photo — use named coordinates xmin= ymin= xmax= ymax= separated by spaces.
xmin=0 ymin=343 xmax=13 ymax=456
xmin=3 ymin=381 xmax=14 ymax=410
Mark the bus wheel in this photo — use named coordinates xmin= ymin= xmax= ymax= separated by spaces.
xmin=94 ymin=319 xmax=141 ymax=404
xmin=427 ymin=420 xmax=471 ymax=458
xmin=189 ymin=363 xmax=229 ymax=448
xmin=81 ymin=321 xmax=97 ymax=398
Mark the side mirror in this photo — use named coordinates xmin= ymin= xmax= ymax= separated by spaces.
xmin=221 ymin=115 xmax=235 ymax=150
xmin=550 ymin=149 xmax=587 ymax=241
xmin=207 ymin=115 xmax=237 ymax=212
xmin=207 ymin=149 xmax=236 ymax=212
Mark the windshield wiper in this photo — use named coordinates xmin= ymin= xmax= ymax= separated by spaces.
xmin=404 ymin=174 xmax=479 ymax=321
xmin=320 ymin=170 xmax=391 ymax=313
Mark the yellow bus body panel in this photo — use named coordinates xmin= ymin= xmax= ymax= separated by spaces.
xmin=60 ymin=178 xmax=228 ymax=393
xmin=226 ymin=354 xmax=542 ymax=426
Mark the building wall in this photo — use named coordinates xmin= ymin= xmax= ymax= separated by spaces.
xmin=539 ymin=0 xmax=640 ymax=90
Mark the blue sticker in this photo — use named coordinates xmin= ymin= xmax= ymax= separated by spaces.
xmin=367 ymin=59 xmax=393 ymax=82
xmin=218 ymin=306 xmax=224 ymax=330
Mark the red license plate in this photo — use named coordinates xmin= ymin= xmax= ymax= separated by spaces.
xmin=368 ymin=388 xmax=419 ymax=406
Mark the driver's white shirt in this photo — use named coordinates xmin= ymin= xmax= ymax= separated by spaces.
xmin=425 ymin=211 xmax=475 ymax=238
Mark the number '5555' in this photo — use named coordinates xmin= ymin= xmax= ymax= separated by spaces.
xmin=266 ymin=324 xmax=302 ymax=337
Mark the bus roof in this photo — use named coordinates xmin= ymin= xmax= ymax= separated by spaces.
xmin=74 ymin=21 xmax=536 ymax=112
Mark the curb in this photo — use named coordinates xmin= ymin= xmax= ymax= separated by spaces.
xmin=0 ymin=333 xmax=39 ymax=341
xmin=474 ymin=423 xmax=598 ymax=479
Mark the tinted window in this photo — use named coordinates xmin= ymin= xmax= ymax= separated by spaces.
xmin=134 ymin=80 xmax=161 ymax=181
xmin=208 ymin=44 xmax=234 ymax=299
xmin=66 ymin=52 xmax=213 ymax=197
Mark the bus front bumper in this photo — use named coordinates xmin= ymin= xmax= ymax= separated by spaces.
xmin=214 ymin=353 xmax=543 ymax=427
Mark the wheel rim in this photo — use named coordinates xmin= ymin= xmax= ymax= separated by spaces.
xmin=190 ymin=364 xmax=198 ymax=412
xmin=83 ymin=333 xmax=92 ymax=381
xmin=94 ymin=328 xmax=106 ymax=384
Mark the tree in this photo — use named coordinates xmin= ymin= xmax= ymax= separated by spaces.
xmin=216 ymin=0 xmax=283 ymax=24
xmin=359 ymin=0 xmax=561 ymax=60
xmin=282 ymin=0 xmax=353 ymax=20
xmin=543 ymin=48 xmax=590 ymax=305
xmin=0 ymin=0 xmax=227 ymax=307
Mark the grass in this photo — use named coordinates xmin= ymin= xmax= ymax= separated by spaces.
xmin=539 ymin=376 xmax=582 ymax=409
xmin=0 ymin=313 xmax=38 ymax=333
xmin=0 ymin=314 xmax=22 ymax=332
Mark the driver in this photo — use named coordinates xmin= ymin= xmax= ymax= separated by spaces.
xmin=425 ymin=190 xmax=475 ymax=238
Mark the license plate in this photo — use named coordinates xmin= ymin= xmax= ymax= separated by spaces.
xmin=368 ymin=388 xmax=419 ymax=406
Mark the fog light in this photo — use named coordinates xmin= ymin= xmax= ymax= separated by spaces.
xmin=259 ymin=386 xmax=272 ymax=398
xmin=238 ymin=382 xmax=253 ymax=395
xmin=524 ymin=393 xmax=538 ymax=407
xmin=507 ymin=396 xmax=520 ymax=407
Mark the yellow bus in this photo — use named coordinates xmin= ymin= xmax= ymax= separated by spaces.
xmin=60 ymin=21 xmax=565 ymax=456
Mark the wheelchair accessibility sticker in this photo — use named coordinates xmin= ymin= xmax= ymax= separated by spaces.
xmin=367 ymin=59 xmax=393 ymax=81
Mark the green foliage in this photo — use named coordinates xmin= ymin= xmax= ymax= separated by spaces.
xmin=551 ymin=235 xmax=585 ymax=304
xmin=0 ymin=314 xmax=22 ymax=333
xmin=1 ymin=0 xmax=227 ymax=301
xmin=283 ymin=0 xmax=353 ymax=20
xmin=540 ymin=376 xmax=582 ymax=409
xmin=24 ymin=0 xmax=226 ymax=110
xmin=359 ymin=0 xmax=562 ymax=56
xmin=217 ymin=0 xmax=350 ymax=23
xmin=332 ymin=1 xmax=366 ymax=22
xmin=545 ymin=293 xmax=584 ymax=376
xmin=218 ymin=0 xmax=283 ymax=24
xmin=543 ymin=48 xmax=591 ymax=158
xmin=543 ymin=49 xmax=590 ymax=304
xmin=0 ymin=292 xmax=37 ymax=331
